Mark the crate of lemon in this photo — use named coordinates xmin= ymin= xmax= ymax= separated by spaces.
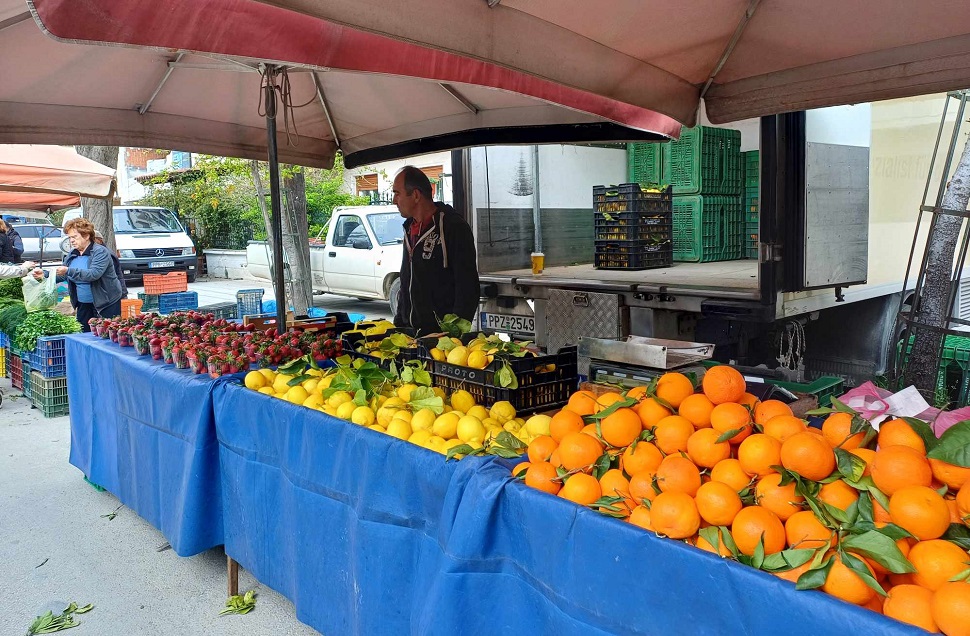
xmin=513 ymin=365 xmax=970 ymax=636
xmin=241 ymin=358 xmax=556 ymax=459
xmin=426 ymin=333 xmax=578 ymax=416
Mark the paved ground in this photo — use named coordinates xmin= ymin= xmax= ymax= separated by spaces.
xmin=1 ymin=274 xmax=392 ymax=636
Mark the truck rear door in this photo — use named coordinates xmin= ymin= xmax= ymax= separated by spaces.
xmin=323 ymin=213 xmax=377 ymax=295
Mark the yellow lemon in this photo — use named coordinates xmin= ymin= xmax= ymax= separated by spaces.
xmin=432 ymin=387 xmax=446 ymax=400
xmin=377 ymin=406 xmax=402 ymax=427
xmin=502 ymin=421 xmax=520 ymax=433
xmin=425 ymin=436 xmax=447 ymax=454
xmin=397 ymin=383 xmax=419 ymax=402
xmin=450 ymin=389 xmax=476 ymax=413
xmin=391 ymin=410 xmax=412 ymax=424
xmin=318 ymin=374 xmax=334 ymax=390
xmin=258 ymin=386 xmax=275 ymax=396
xmin=336 ymin=400 xmax=358 ymax=420
xmin=467 ymin=350 xmax=489 ymax=369
xmin=285 ymin=385 xmax=309 ymax=405
xmin=302 ymin=394 xmax=323 ymax=409
xmin=457 ymin=416 xmax=486 ymax=444
xmin=525 ymin=414 xmax=552 ymax=437
xmin=432 ymin=412 xmax=460 ymax=439
xmin=244 ymin=371 xmax=267 ymax=390
xmin=327 ymin=391 xmax=353 ymax=409
xmin=467 ymin=405 xmax=490 ymax=421
xmin=301 ymin=378 xmax=319 ymax=393
xmin=386 ymin=418 xmax=413 ymax=440
xmin=484 ymin=427 xmax=502 ymax=443
xmin=351 ymin=406 xmax=376 ymax=427
xmin=430 ymin=348 xmax=446 ymax=362
xmin=383 ymin=396 xmax=406 ymax=409
xmin=446 ymin=346 xmax=469 ymax=366
xmin=305 ymin=367 xmax=323 ymax=377
xmin=258 ymin=368 xmax=276 ymax=381
xmin=444 ymin=438 xmax=467 ymax=457
xmin=322 ymin=406 xmax=338 ymax=417
xmin=273 ymin=374 xmax=294 ymax=394
xmin=489 ymin=401 xmax=516 ymax=424
xmin=368 ymin=424 xmax=386 ymax=433
xmin=410 ymin=408 xmax=437 ymax=433
xmin=408 ymin=430 xmax=433 ymax=446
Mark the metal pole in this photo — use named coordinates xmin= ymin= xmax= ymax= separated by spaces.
xmin=264 ymin=65 xmax=287 ymax=335
xmin=532 ymin=145 xmax=542 ymax=253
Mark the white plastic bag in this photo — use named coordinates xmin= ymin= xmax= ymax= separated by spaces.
xmin=22 ymin=272 xmax=58 ymax=313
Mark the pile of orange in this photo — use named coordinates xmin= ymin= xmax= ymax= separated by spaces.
xmin=514 ymin=365 xmax=970 ymax=635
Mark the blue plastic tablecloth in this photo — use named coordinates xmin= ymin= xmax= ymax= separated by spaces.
xmin=212 ymin=383 xmax=922 ymax=636
xmin=66 ymin=334 xmax=226 ymax=556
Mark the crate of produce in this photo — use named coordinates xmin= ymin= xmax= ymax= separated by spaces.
xmin=745 ymin=220 xmax=759 ymax=259
xmin=143 ymin=271 xmax=188 ymax=295
xmin=158 ymin=291 xmax=199 ymax=315
xmin=236 ymin=288 xmax=265 ymax=318
xmin=593 ymin=183 xmax=672 ymax=215
xmin=668 ymin=125 xmax=742 ymax=195
xmin=744 ymin=150 xmax=760 ymax=188
xmin=594 ymin=241 xmax=672 ymax=270
xmin=199 ymin=301 xmax=237 ymax=320
xmin=593 ymin=185 xmax=672 ymax=242
xmin=0 ymin=346 xmax=5 ymax=378
xmin=627 ymin=142 xmax=669 ymax=188
xmin=672 ymin=195 xmax=744 ymax=262
xmin=29 ymin=371 xmax=69 ymax=418
xmin=429 ymin=344 xmax=578 ymax=415
xmin=121 ymin=298 xmax=143 ymax=318
xmin=0 ymin=330 xmax=8 ymax=349
xmin=244 ymin=312 xmax=340 ymax=336
xmin=9 ymin=353 xmax=24 ymax=390
xmin=137 ymin=292 xmax=160 ymax=312
xmin=28 ymin=335 xmax=67 ymax=379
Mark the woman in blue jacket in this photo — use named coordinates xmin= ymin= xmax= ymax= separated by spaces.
xmin=48 ymin=218 xmax=123 ymax=331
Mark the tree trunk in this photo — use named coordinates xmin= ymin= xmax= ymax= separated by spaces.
xmin=74 ymin=146 xmax=119 ymax=252
xmin=282 ymin=167 xmax=312 ymax=315
xmin=904 ymin=139 xmax=970 ymax=395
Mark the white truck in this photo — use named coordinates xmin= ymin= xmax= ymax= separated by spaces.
xmin=246 ymin=205 xmax=404 ymax=315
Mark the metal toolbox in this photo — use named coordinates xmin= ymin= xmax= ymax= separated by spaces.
xmin=545 ymin=289 xmax=629 ymax=376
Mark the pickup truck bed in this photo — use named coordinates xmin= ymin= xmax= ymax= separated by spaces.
xmin=481 ymin=260 xmax=759 ymax=298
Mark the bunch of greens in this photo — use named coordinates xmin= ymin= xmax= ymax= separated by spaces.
xmin=219 ymin=591 xmax=256 ymax=616
xmin=0 ymin=299 xmax=27 ymax=335
xmin=26 ymin=602 xmax=94 ymax=634
xmin=0 ymin=277 xmax=24 ymax=300
xmin=12 ymin=310 xmax=81 ymax=351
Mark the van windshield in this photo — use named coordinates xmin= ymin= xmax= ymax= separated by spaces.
xmin=114 ymin=208 xmax=182 ymax=233
xmin=367 ymin=213 xmax=404 ymax=245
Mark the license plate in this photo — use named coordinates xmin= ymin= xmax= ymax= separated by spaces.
xmin=149 ymin=261 xmax=175 ymax=268
xmin=480 ymin=312 xmax=535 ymax=334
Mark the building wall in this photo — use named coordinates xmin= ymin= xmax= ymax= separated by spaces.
xmin=342 ymin=151 xmax=454 ymax=204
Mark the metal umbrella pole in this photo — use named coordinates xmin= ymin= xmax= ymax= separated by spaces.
xmin=263 ymin=65 xmax=287 ymax=335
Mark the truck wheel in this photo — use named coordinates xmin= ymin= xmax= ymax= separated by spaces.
xmin=187 ymin=271 xmax=197 ymax=283
xmin=388 ymin=277 xmax=401 ymax=317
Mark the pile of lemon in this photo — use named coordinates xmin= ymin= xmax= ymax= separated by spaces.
xmin=243 ymin=368 xmax=549 ymax=455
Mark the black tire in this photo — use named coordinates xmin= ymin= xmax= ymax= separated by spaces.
xmin=355 ymin=297 xmax=373 ymax=302
xmin=187 ymin=270 xmax=197 ymax=283
xmin=388 ymin=277 xmax=401 ymax=317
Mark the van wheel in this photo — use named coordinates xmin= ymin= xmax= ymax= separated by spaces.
xmin=388 ymin=277 xmax=401 ymax=317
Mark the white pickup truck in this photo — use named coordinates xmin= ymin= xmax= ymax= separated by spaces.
xmin=246 ymin=205 xmax=404 ymax=314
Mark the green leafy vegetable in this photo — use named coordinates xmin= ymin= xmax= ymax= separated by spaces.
xmin=0 ymin=277 xmax=24 ymax=301
xmin=219 ymin=590 xmax=256 ymax=616
xmin=0 ymin=301 xmax=27 ymax=336
xmin=12 ymin=310 xmax=81 ymax=351
xmin=436 ymin=313 xmax=472 ymax=338
xmin=26 ymin=602 xmax=94 ymax=634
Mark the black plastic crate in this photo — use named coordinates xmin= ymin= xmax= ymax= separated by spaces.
xmin=199 ymin=301 xmax=237 ymax=320
xmin=137 ymin=292 xmax=160 ymax=312
xmin=431 ymin=373 xmax=575 ymax=416
xmin=594 ymin=241 xmax=672 ymax=270
xmin=593 ymin=184 xmax=672 ymax=215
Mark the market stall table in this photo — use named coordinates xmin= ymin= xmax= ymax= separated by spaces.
xmin=66 ymin=333 xmax=229 ymax=556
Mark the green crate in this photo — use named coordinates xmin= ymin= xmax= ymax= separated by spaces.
xmin=745 ymin=220 xmax=759 ymax=259
xmin=767 ymin=376 xmax=845 ymax=408
xmin=672 ymin=195 xmax=743 ymax=262
xmin=744 ymin=150 xmax=760 ymax=188
xmin=137 ymin=292 xmax=159 ymax=312
xmin=668 ymin=126 xmax=742 ymax=195
xmin=30 ymin=371 xmax=69 ymax=418
xmin=627 ymin=142 xmax=669 ymax=187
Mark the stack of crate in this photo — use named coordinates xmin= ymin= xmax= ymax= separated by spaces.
xmin=743 ymin=150 xmax=760 ymax=259
xmin=142 ymin=272 xmax=198 ymax=315
xmin=27 ymin=336 xmax=69 ymax=417
xmin=630 ymin=127 xmax=744 ymax=263
xmin=592 ymin=184 xmax=673 ymax=271
xmin=236 ymin=289 xmax=265 ymax=319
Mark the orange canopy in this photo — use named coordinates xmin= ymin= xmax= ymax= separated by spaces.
xmin=0 ymin=145 xmax=116 ymax=213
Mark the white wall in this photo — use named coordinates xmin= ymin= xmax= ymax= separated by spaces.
xmin=807 ymin=104 xmax=872 ymax=147
xmin=343 ymin=151 xmax=453 ymax=204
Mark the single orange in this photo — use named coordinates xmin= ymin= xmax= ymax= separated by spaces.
xmin=655 ymin=372 xmax=695 ymax=408
xmin=549 ymin=409 xmax=585 ymax=443
xmin=780 ymin=431 xmax=836 ymax=481
xmin=695 ymin=527 xmax=732 ymax=558
xmin=930 ymin=581 xmax=970 ymax=636
xmin=785 ymin=510 xmax=834 ymax=549
xmin=702 ymin=366 xmax=747 ymax=405
xmin=625 ymin=386 xmax=648 ymax=400
xmin=635 ymin=397 xmax=672 ymax=429
xmin=731 ymin=505 xmax=786 ymax=555
xmin=710 ymin=458 xmax=754 ymax=492
xmin=621 ymin=441 xmax=664 ymax=477
xmin=678 ymin=393 xmax=715 ymax=429
xmin=738 ymin=392 xmax=760 ymax=410
xmin=686 ymin=428 xmax=732 ymax=469
xmin=628 ymin=504 xmax=654 ymax=531
xmin=695 ymin=480 xmax=743 ymax=526
xmin=557 ymin=432 xmax=605 ymax=471
xmin=754 ymin=400 xmax=793 ymax=426
xmin=565 ymin=390 xmax=600 ymax=416
xmin=762 ymin=415 xmax=807 ymax=443
xmin=821 ymin=411 xmax=866 ymax=449
xmin=737 ymin=433 xmax=783 ymax=477
xmin=755 ymin=472 xmax=805 ymax=521
xmin=958 ymin=481 xmax=970 ymax=524
xmin=653 ymin=415 xmax=696 ymax=455
xmin=883 ymin=584 xmax=938 ymax=633
xmin=818 ymin=479 xmax=860 ymax=511
xmin=559 ymin=473 xmax=602 ymax=505
xmin=650 ymin=491 xmax=701 ymax=539
xmin=600 ymin=407 xmax=643 ymax=448
xmin=889 ymin=485 xmax=951 ymax=540
xmin=822 ymin=551 xmax=879 ymax=606
xmin=527 ymin=435 xmax=558 ymax=464
xmin=848 ymin=447 xmax=877 ymax=476
xmin=930 ymin=458 xmax=970 ymax=491
xmin=710 ymin=402 xmax=753 ymax=444
xmin=524 ymin=461 xmax=561 ymax=495
xmin=878 ymin=419 xmax=927 ymax=454
xmin=870 ymin=445 xmax=933 ymax=495
xmin=656 ymin=455 xmax=702 ymax=496
xmin=629 ymin=470 xmax=661 ymax=504
xmin=599 ymin=468 xmax=635 ymax=513
xmin=909 ymin=539 xmax=970 ymax=591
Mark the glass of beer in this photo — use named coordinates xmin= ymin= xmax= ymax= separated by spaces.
xmin=530 ymin=252 xmax=545 ymax=275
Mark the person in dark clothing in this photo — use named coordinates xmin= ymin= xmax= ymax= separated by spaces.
xmin=93 ymin=230 xmax=128 ymax=297
xmin=391 ymin=166 xmax=480 ymax=335
xmin=0 ymin=220 xmax=16 ymax=263
xmin=6 ymin=224 xmax=23 ymax=263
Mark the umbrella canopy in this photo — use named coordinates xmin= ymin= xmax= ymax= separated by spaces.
xmin=251 ymin=0 xmax=970 ymax=126
xmin=0 ymin=0 xmax=679 ymax=170
xmin=0 ymin=144 xmax=116 ymax=212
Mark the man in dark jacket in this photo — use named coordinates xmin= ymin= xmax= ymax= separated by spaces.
xmin=6 ymin=224 xmax=23 ymax=263
xmin=392 ymin=166 xmax=479 ymax=335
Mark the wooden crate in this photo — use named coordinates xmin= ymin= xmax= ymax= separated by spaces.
xmin=243 ymin=312 xmax=338 ymax=334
